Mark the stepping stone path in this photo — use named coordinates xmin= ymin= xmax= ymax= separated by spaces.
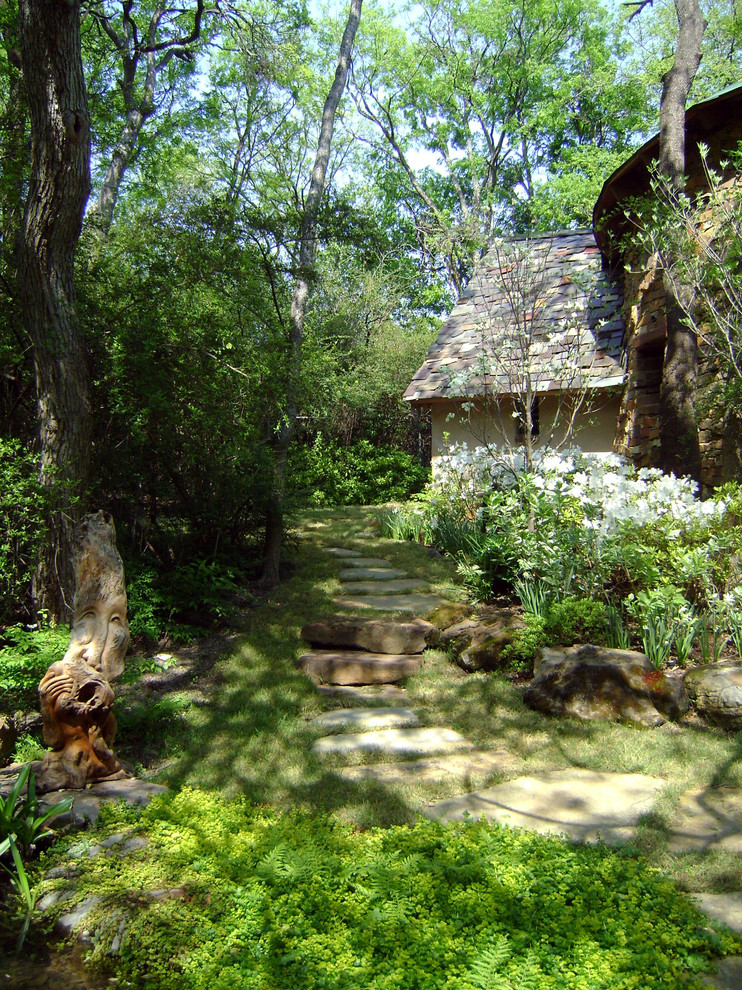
xmin=301 ymin=544 xmax=742 ymax=977
xmin=327 ymin=546 xmax=448 ymax=613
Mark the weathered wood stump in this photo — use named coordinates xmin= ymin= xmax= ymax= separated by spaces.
xmin=37 ymin=511 xmax=130 ymax=792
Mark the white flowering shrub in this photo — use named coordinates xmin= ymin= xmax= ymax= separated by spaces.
xmin=388 ymin=445 xmax=742 ymax=644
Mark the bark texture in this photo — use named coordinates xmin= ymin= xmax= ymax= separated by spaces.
xmin=658 ymin=0 xmax=706 ymax=483
xmin=18 ymin=0 xmax=92 ymax=621
xmin=261 ymin=0 xmax=363 ymax=586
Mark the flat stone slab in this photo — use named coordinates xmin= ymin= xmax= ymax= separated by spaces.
xmin=315 ymin=684 xmax=409 ymax=703
xmin=340 ymin=578 xmax=429 ymax=594
xmin=323 ymin=547 xmax=363 ymax=557
xmin=312 ymin=726 xmax=474 ymax=758
xmin=339 ymin=567 xmax=408 ymax=580
xmin=668 ymin=787 xmax=742 ymax=853
xmin=703 ymin=957 xmax=742 ymax=989
xmin=298 ymin=650 xmax=421 ymax=685
xmin=334 ymin=593 xmax=445 ymax=613
xmin=695 ymin=893 xmax=742 ymax=933
xmin=424 ymin=769 xmax=666 ymax=844
xmin=51 ymin=778 xmax=170 ymax=826
xmin=311 ymin=707 xmax=419 ymax=731
xmin=339 ymin=748 xmax=518 ymax=784
xmin=302 ymin=616 xmax=437 ymax=654
xmin=339 ymin=557 xmax=395 ymax=567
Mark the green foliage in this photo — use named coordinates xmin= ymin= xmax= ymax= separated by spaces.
xmin=498 ymin=614 xmax=547 ymax=674
xmin=291 ymin=435 xmax=429 ymax=507
xmin=0 ymin=763 xmax=71 ymax=858
xmin=0 ymin=439 xmax=47 ymax=623
xmin=126 ymin=557 xmax=239 ymax=643
xmin=625 ymin=586 xmax=691 ymax=670
xmin=541 ymin=596 xmax=609 ymax=646
xmin=0 ymin=624 xmax=68 ymax=713
xmin=39 ymin=790 xmax=741 ymax=988
xmin=0 ymin=765 xmax=71 ymax=952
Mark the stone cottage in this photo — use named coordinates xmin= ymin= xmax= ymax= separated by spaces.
xmin=406 ymin=82 xmax=742 ymax=486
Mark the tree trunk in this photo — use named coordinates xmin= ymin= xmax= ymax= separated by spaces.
xmin=658 ymin=0 xmax=706 ymax=483
xmin=261 ymin=0 xmax=363 ymax=586
xmin=18 ymin=0 xmax=92 ymax=622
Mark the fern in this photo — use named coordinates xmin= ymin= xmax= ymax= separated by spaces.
xmin=465 ymin=936 xmax=512 ymax=990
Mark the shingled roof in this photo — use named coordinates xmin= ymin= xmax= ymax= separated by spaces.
xmin=404 ymin=230 xmax=625 ymax=405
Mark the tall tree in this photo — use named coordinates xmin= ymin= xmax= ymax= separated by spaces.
xmin=84 ymin=0 xmax=207 ymax=234
xmin=654 ymin=0 xmax=706 ymax=482
xmin=17 ymin=0 xmax=92 ymax=621
xmin=352 ymin=0 xmax=648 ymax=294
xmin=261 ymin=0 xmax=363 ymax=586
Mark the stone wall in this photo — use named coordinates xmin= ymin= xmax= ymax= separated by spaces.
xmin=614 ymin=136 xmax=742 ymax=491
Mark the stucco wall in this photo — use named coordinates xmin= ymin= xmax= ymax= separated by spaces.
xmin=430 ymin=393 xmax=622 ymax=474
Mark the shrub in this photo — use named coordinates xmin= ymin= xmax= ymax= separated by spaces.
xmin=126 ymin=558 xmax=240 ymax=643
xmin=542 ymin=597 xmax=609 ymax=646
xmin=498 ymin=614 xmax=547 ymax=674
xmin=0 ymin=439 xmax=47 ymax=623
xmin=291 ymin=435 xmax=429 ymax=506
xmin=0 ymin=625 xmax=68 ymax=713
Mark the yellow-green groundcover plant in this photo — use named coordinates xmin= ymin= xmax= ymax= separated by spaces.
xmin=38 ymin=790 xmax=740 ymax=989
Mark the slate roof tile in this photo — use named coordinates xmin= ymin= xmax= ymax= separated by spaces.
xmin=404 ymin=230 xmax=625 ymax=403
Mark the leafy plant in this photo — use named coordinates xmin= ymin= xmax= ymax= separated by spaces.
xmin=0 ymin=624 xmax=68 ymax=713
xmin=626 ymin=585 xmax=689 ymax=670
xmin=0 ymin=834 xmax=36 ymax=952
xmin=605 ymin=605 xmax=631 ymax=649
xmin=0 ymin=765 xmax=72 ymax=952
xmin=514 ymin=577 xmax=550 ymax=618
xmin=0 ymin=439 xmax=48 ymax=624
xmin=291 ymin=435 xmax=429 ymax=506
xmin=542 ymin=596 xmax=608 ymax=645
xmin=0 ymin=763 xmax=72 ymax=856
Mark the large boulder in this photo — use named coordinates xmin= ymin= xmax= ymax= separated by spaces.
xmin=441 ymin=609 xmax=527 ymax=672
xmin=524 ymin=645 xmax=689 ymax=728
xmin=684 ymin=662 xmax=742 ymax=729
xmin=301 ymin=616 xmax=437 ymax=655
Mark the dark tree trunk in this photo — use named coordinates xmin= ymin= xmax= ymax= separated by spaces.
xmin=657 ymin=0 xmax=706 ymax=483
xmin=261 ymin=0 xmax=363 ymax=586
xmin=18 ymin=0 xmax=92 ymax=622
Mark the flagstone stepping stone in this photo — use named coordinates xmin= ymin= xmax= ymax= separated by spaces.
xmin=340 ymin=556 xmax=396 ymax=568
xmin=339 ymin=567 xmax=408 ymax=580
xmin=323 ymin=547 xmax=363 ymax=557
xmin=334 ymin=593 xmax=445 ymax=613
xmin=667 ymin=787 xmax=742 ymax=853
xmin=424 ymin=768 xmax=666 ymax=845
xmin=302 ymin=616 xmax=437 ymax=654
xmin=703 ymin=957 xmax=742 ymax=989
xmin=341 ymin=578 xmax=429 ymax=594
xmin=339 ymin=748 xmax=518 ymax=784
xmin=310 ymin=707 xmax=419 ymax=731
xmin=312 ymin=726 xmax=474 ymax=758
xmin=314 ymin=684 xmax=409 ymax=703
xmin=298 ymin=650 xmax=421 ymax=684
xmin=695 ymin=893 xmax=742 ymax=933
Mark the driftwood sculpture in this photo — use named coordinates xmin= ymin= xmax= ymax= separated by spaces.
xmin=37 ymin=511 xmax=130 ymax=792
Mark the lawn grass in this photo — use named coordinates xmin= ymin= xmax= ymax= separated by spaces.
xmin=115 ymin=504 xmax=742 ymax=891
